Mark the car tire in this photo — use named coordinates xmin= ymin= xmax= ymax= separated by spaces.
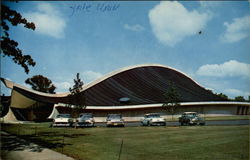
xmin=147 ymin=121 xmax=150 ymax=126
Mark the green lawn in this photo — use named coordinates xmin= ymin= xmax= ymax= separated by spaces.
xmin=1 ymin=123 xmax=249 ymax=160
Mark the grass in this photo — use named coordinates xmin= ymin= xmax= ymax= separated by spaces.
xmin=1 ymin=123 xmax=249 ymax=160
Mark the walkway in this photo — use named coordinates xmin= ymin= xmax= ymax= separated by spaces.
xmin=0 ymin=131 xmax=75 ymax=160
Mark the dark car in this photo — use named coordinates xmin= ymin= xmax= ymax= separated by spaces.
xmin=179 ymin=112 xmax=205 ymax=126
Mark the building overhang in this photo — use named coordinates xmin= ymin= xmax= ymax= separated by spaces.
xmin=55 ymin=101 xmax=250 ymax=110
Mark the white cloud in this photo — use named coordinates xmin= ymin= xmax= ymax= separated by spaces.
xmin=82 ymin=71 xmax=102 ymax=83
xmin=220 ymin=15 xmax=250 ymax=43
xmin=25 ymin=2 xmax=66 ymax=38
xmin=197 ymin=60 xmax=250 ymax=77
xmin=6 ymin=77 xmax=12 ymax=81
xmin=148 ymin=1 xmax=211 ymax=47
xmin=224 ymin=88 xmax=250 ymax=99
xmin=53 ymin=71 xmax=102 ymax=92
xmin=21 ymin=83 xmax=30 ymax=88
xmin=124 ymin=24 xmax=144 ymax=32
xmin=54 ymin=81 xmax=72 ymax=93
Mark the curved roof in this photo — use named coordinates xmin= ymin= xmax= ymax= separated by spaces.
xmin=1 ymin=64 xmax=224 ymax=107
xmin=82 ymin=64 xmax=223 ymax=105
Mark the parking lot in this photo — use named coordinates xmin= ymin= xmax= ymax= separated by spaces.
xmin=92 ymin=119 xmax=249 ymax=127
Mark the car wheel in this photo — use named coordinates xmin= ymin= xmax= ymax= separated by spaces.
xmin=147 ymin=121 xmax=150 ymax=126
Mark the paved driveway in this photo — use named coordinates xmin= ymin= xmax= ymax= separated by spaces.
xmin=95 ymin=119 xmax=249 ymax=127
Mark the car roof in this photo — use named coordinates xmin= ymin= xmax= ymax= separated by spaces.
xmin=183 ymin=112 xmax=197 ymax=114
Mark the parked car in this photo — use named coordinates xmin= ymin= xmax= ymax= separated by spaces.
xmin=141 ymin=113 xmax=166 ymax=126
xmin=179 ymin=112 xmax=205 ymax=126
xmin=106 ymin=114 xmax=125 ymax=127
xmin=76 ymin=113 xmax=95 ymax=127
xmin=52 ymin=114 xmax=73 ymax=127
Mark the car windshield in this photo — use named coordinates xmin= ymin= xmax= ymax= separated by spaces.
xmin=185 ymin=113 xmax=197 ymax=118
xmin=146 ymin=114 xmax=160 ymax=118
xmin=57 ymin=114 xmax=71 ymax=118
xmin=108 ymin=114 xmax=121 ymax=119
xmin=80 ymin=114 xmax=92 ymax=119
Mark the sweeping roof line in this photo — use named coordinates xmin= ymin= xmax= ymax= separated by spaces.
xmin=55 ymin=101 xmax=250 ymax=110
xmin=82 ymin=63 xmax=206 ymax=91
xmin=1 ymin=64 xmax=205 ymax=97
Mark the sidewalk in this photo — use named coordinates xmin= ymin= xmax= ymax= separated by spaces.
xmin=0 ymin=131 xmax=75 ymax=160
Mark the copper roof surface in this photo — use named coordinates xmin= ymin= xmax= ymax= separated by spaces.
xmin=2 ymin=64 xmax=224 ymax=106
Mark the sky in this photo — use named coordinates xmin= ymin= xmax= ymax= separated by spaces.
xmin=1 ymin=1 xmax=250 ymax=99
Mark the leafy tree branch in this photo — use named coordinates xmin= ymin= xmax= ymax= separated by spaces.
xmin=162 ymin=81 xmax=182 ymax=120
xmin=25 ymin=75 xmax=56 ymax=94
xmin=1 ymin=3 xmax=36 ymax=74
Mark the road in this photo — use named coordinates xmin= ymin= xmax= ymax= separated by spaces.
xmin=94 ymin=119 xmax=249 ymax=127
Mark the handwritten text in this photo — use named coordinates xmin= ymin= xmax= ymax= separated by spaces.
xmin=70 ymin=3 xmax=120 ymax=16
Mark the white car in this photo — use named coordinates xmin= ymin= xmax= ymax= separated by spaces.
xmin=141 ymin=113 xmax=166 ymax=126
xmin=76 ymin=113 xmax=95 ymax=127
xmin=52 ymin=114 xmax=73 ymax=127
xmin=106 ymin=114 xmax=125 ymax=127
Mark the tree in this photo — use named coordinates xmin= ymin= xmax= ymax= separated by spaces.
xmin=25 ymin=75 xmax=56 ymax=93
xmin=216 ymin=93 xmax=228 ymax=100
xmin=162 ymin=81 xmax=181 ymax=121
xmin=234 ymin=96 xmax=245 ymax=102
xmin=1 ymin=2 xmax=36 ymax=74
xmin=68 ymin=73 xmax=86 ymax=121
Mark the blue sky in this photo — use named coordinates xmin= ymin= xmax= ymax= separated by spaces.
xmin=1 ymin=1 xmax=250 ymax=99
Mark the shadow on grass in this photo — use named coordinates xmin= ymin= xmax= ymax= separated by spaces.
xmin=1 ymin=133 xmax=45 ymax=152
xmin=1 ymin=130 xmax=89 ymax=153
xmin=36 ymin=131 xmax=90 ymax=138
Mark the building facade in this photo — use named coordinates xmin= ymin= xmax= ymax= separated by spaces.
xmin=1 ymin=64 xmax=249 ymax=122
